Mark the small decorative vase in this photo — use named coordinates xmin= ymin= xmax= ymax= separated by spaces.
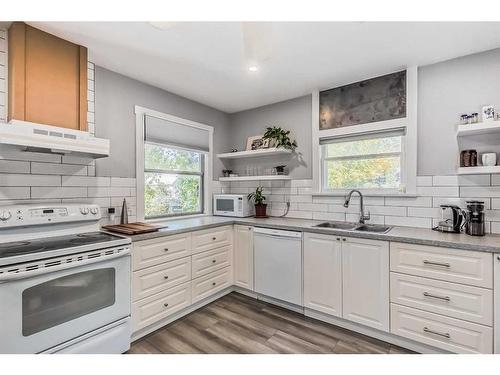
xmin=254 ymin=204 xmax=267 ymax=218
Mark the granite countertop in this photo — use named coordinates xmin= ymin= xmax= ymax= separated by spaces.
xmin=119 ymin=215 xmax=500 ymax=253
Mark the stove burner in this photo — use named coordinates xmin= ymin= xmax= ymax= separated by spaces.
xmin=0 ymin=241 xmax=31 ymax=249
xmin=0 ymin=232 xmax=124 ymax=260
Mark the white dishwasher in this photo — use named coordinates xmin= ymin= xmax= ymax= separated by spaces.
xmin=253 ymin=227 xmax=302 ymax=305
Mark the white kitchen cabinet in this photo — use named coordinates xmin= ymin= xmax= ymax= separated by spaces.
xmin=342 ymin=237 xmax=390 ymax=332
xmin=303 ymin=233 xmax=342 ymax=317
xmin=233 ymin=225 xmax=254 ymax=290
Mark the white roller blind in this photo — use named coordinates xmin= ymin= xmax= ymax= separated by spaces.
xmin=144 ymin=115 xmax=210 ymax=152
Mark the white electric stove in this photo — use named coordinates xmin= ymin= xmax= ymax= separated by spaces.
xmin=0 ymin=203 xmax=132 ymax=354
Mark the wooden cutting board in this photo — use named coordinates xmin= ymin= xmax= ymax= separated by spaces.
xmin=102 ymin=222 xmax=161 ymax=235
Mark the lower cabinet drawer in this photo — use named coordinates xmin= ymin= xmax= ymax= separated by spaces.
xmin=390 ymin=242 xmax=492 ymax=288
xmin=192 ymin=245 xmax=231 ymax=278
xmin=132 ymin=233 xmax=191 ymax=271
xmin=132 ymin=256 xmax=191 ymax=302
xmin=390 ymin=304 xmax=493 ymax=354
xmin=390 ymin=273 xmax=493 ymax=326
xmin=132 ymin=282 xmax=191 ymax=332
xmin=192 ymin=226 xmax=233 ymax=254
xmin=192 ymin=267 xmax=231 ymax=303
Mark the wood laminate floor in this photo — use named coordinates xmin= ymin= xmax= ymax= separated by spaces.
xmin=129 ymin=292 xmax=414 ymax=354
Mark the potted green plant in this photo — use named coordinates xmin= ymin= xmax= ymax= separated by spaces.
xmin=247 ymin=186 xmax=267 ymax=218
xmin=262 ymin=126 xmax=298 ymax=151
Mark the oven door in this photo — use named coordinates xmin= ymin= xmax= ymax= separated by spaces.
xmin=0 ymin=248 xmax=131 ymax=354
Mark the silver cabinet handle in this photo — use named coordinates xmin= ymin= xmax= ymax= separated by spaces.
xmin=423 ymin=260 xmax=450 ymax=268
xmin=423 ymin=292 xmax=450 ymax=302
xmin=164 ymin=275 xmax=169 ymax=280
xmin=164 ymin=303 xmax=169 ymax=307
xmin=423 ymin=327 xmax=450 ymax=339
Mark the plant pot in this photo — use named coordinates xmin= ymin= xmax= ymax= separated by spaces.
xmin=254 ymin=203 xmax=268 ymax=218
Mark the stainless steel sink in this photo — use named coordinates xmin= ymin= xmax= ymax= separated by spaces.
xmin=314 ymin=221 xmax=358 ymax=230
xmin=354 ymin=224 xmax=392 ymax=234
xmin=314 ymin=221 xmax=392 ymax=234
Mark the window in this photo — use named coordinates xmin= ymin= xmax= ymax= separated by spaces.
xmin=136 ymin=107 xmax=213 ymax=221
xmin=144 ymin=143 xmax=204 ymax=218
xmin=321 ymin=130 xmax=404 ymax=191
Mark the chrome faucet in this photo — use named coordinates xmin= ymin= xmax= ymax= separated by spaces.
xmin=344 ymin=190 xmax=370 ymax=224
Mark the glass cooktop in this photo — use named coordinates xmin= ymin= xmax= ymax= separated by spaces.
xmin=0 ymin=232 xmax=124 ymax=259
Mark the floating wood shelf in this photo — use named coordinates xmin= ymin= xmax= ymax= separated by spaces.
xmin=219 ymin=175 xmax=292 ymax=182
xmin=457 ymin=166 xmax=500 ymax=175
xmin=217 ymin=147 xmax=292 ymax=160
xmin=457 ymin=122 xmax=500 ymax=137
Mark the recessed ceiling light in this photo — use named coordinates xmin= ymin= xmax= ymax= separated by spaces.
xmin=248 ymin=66 xmax=258 ymax=72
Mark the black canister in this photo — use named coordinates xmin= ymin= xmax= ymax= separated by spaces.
xmin=465 ymin=200 xmax=485 ymax=236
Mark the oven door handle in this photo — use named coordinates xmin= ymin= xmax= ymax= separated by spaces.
xmin=0 ymin=248 xmax=130 ymax=282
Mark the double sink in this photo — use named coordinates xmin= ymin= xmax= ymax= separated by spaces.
xmin=314 ymin=221 xmax=392 ymax=234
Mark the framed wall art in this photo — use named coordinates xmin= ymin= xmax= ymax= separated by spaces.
xmin=319 ymin=70 xmax=407 ymax=130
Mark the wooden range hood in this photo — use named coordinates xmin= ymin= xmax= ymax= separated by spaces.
xmin=8 ymin=22 xmax=88 ymax=131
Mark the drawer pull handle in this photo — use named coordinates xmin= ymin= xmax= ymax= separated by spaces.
xmin=336 ymin=238 xmax=341 ymax=241
xmin=164 ymin=303 xmax=169 ymax=307
xmin=342 ymin=238 xmax=346 ymax=241
xmin=423 ymin=260 xmax=450 ymax=268
xmin=423 ymin=327 xmax=450 ymax=339
xmin=164 ymin=248 xmax=169 ymax=252
xmin=423 ymin=292 xmax=450 ymax=302
xmin=497 ymin=256 xmax=500 ymax=261
xmin=212 ymin=259 xmax=216 ymax=263
xmin=164 ymin=275 xmax=169 ymax=280
xmin=212 ymin=282 xmax=216 ymax=286
xmin=212 ymin=237 xmax=217 ymax=241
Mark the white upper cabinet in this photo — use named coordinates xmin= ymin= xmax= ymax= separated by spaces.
xmin=342 ymin=237 xmax=390 ymax=332
xmin=303 ymin=232 xmax=342 ymax=317
xmin=233 ymin=225 xmax=254 ymax=290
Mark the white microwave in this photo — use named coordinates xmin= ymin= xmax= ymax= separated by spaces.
xmin=213 ymin=194 xmax=254 ymax=217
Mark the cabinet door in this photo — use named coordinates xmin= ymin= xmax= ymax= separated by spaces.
xmin=342 ymin=237 xmax=389 ymax=332
xmin=303 ymin=233 xmax=342 ymax=317
xmin=233 ymin=225 xmax=254 ymax=290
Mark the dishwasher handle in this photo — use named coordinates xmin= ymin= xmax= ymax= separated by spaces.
xmin=253 ymin=227 xmax=302 ymax=238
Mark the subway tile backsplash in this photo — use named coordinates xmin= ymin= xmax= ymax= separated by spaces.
xmin=211 ymin=175 xmax=500 ymax=234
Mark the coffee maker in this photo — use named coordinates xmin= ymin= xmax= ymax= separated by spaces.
xmin=465 ymin=200 xmax=485 ymax=236
xmin=433 ymin=205 xmax=464 ymax=233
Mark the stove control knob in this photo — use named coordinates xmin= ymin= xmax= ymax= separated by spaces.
xmin=80 ymin=207 xmax=90 ymax=215
xmin=90 ymin=207 xmax=99 ymax=215
xmin=0 ymin=210 xmax=12 ymax=221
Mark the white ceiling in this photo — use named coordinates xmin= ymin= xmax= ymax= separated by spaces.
xmin=29 ymin=22 xmax=500 ymax=113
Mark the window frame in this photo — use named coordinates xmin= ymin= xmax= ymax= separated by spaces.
xmin=135 ymin=106 xmax=213 ymax=222
xmin=320 ymin=131 xmax=406 ymax=194
xmin=311 ymin=67 xmax=418 ymax=196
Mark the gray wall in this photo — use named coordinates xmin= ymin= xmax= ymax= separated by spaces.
xmin=95 ymin=67 xmax=231 ymax=179
xmin=418 ymin=48 xmax=500 ymax=175
xmin=227 ymin=95 xmax=312 ymax=179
